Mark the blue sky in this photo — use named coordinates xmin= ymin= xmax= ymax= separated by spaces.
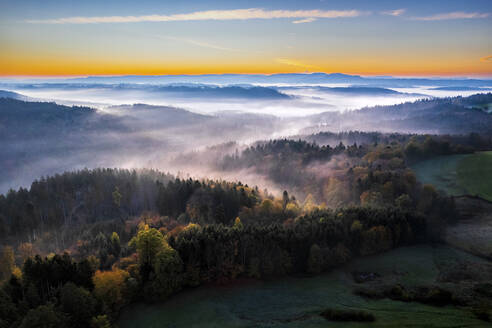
xmin=0 ymin=0 xmax=491 ymax=76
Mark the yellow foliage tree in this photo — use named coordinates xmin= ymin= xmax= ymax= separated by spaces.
xmin=93 ymin=268 xmax=129 ymax=317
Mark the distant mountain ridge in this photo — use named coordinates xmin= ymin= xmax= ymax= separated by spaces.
xmin=2 ymin=83 xmax=291 ymax=100
xmin=2 ymin=73 xmax=491 ymax=88
xmin=276 ymin=86 xmax=424 ymax=97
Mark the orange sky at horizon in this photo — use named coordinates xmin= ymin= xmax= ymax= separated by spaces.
xmin=1 ymin=55 xmax=491 ymax=77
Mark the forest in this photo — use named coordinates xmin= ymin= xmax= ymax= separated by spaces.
xmin=2 ymin=131 xmax=486 ymax=327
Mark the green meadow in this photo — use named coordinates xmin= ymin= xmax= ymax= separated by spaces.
xmin=118 ymin=245 xmax=488 ymax=328
xmin=457 ymin=151 xmax=492 ymax=201
xmin=412 ymin=151 xmax=492 ymax=201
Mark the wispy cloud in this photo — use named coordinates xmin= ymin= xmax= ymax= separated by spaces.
xmin=412 ymin=11 xmax=490 ymax=21
xmin=26 ymin=8 xmax=366 ymax=24
xmin=381 ymin=9 xmax=406 ymax=17
xmin=292 ymin=17 xmax=317 ymax=24
xmin=275 ymin=58 xmax=318 ymax=69
xmin=480 ymin=55 xmax=492 ymax=63
xmin=158 ymin=35 xmax=237 ymax=52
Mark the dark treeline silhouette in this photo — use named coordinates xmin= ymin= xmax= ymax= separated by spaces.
xmin=303 ymin=131 xmax=492 ymax=161
xmin=0 ymin=169 xmax=172 ymax=245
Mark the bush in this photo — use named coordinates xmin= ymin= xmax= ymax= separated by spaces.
xmin=414 ymin=286 xmax=455 ymax=306
xmin=388 ymin=284 xmax=411 ymax=302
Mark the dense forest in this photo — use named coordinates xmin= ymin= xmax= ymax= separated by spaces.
xmin=215 ymin=133 xmax=491 ymax=209
xmin=1 ymin=203 xmax=428 ymax=327
xmin=2 ymin=130 xmax=487 ymax=327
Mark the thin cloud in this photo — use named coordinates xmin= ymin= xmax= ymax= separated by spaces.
xmin=26 ymin=8 xmax=366 ymax=24
xmin=412 ymin=11 xmax=490 ymax=21
xmin=381 ymin=9 xmax=406 ymax=17
xmin=480 ymin=55 xmax=492 ymax=63
xmin=275 ymin=58 xmax=318 ymax=69
xmin=292 ymin=17 xmax=317 ymax=24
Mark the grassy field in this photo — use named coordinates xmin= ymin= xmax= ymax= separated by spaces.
xmin=118 ymin=245 xmax=489 ymax=328
xmin=457 ymin=151 xmax=492 ymax=201
xmin=411 ymin=151 xmax=492 ymax=201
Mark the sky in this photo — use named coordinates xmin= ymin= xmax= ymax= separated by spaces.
xmin=0 ymin=0 xmax=491 ymax=77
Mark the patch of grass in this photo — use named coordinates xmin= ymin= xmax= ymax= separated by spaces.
xmin=320 ymin=308 xmax=375 ymax=322
xmin=411 ymin=154 xmax=468 ymax=196
xmin=457 ymin=151 xmax=492 ymax=201
xmin=353 ymin=287 xmax=384 ymax=299
xmin=472 ymin=306 xmax=491 ymax=322
xmin=411 ymin=151 xmax=492 ymax=201
xmin=355 ymin=284 xmax=457 ymax=306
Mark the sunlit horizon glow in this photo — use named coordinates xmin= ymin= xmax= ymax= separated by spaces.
xmin=0 ymin=1 xmax=491 ymax=77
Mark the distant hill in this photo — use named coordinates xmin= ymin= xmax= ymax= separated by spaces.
xmin=150 ymin=85 xmax=290 ymax=99
xmin=109 ymin=103 xmax=212 ymax=126
xmin=13 ymin=72 xmax=488 ymax=88
xmin=0 ymin=98 xmax=99 ymax=138
xmin=305 ymin=93 xmax=492 ymax=135
xmin=4 ymin=83 xmax=291 ymax=100
xmin=431 ymin=86 xmax=492 ymax=91
xmin=277 ymin=86 xmax=423 ymax=96
xmin=0 ymin=98 xmax=280 ymax=192
xmin=319 ymin=86 xmax=403 ymax=95
xmin=0 ymin=89 xmax=29 ymax=100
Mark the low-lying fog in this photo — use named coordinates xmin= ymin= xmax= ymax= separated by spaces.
xmin=1 ymin=77 xmax=491 ymax=194
xmin=2 ymin=82 xmax=490 ymax=117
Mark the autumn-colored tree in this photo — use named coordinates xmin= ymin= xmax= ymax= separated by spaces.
xmin=285 ymin=202 xmax=300 ymax=217
xmin=302 ymin=194 xmax=317 ymax=212
xmin=92 ymin=269 xmax=129 ymax=317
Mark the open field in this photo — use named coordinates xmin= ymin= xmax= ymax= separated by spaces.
xmin=411 ymin=151 xmax=492 ymax=201
xmin=118 ymin=245 xmax=490 ymax=328
xmin=457 ymin=151 xmax=492 ymax=202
